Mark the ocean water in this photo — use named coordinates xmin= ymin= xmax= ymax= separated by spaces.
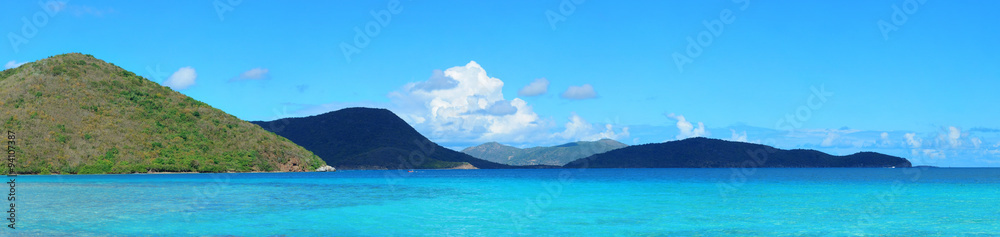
xmin=13 ymin=168 xmax=1000 ymax=236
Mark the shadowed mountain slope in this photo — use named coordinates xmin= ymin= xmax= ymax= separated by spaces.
xmin=564 ymin=137 xmax=912 ymax=168
xmin=251 ymin=107 xmax=514 ymax=170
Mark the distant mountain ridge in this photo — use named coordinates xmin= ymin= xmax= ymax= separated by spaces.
xmin=252 ymin=107 xmax=514 ymax=170
xmin=0 ymin=53 xmax=325 ymax=174
xmin=462 ymin=139 xmax=627 ymax=166
xmin=563 ymin=137 xmax=912 ymax=168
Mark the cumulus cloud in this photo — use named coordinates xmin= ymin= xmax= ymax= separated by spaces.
xmin=4 ymin=60 xmax=26 ymax=69
xmin=560 ymin=84 xmax=597 ymax=100
xmin=904 ymin=133 xmax=922 ymax=148
xmin=596 ymin=124 xmax=630 ymax=141
xmin=921 ymin=149 xmax=946 ymax=159
xmin=971 ymin=137 xmax=982 ymax=149
xmin=944 ymin=126 xmax=963 ymax=148
xmin=667 ymin=113 xmax=707 ymax=140
xmin=821 ymin=132 xmax=840 ymax=147
xmin=410 ymin=69 xmax=457 ymax=91
xmin=553 ymin=113 xmax=629 ymax=141
xmin=388 ymin=61 xmax=545 ymax=143
xmin=554 ymin=113 xmax=592 ymax=140
xmin=518 ymin=78 xmax=549 ymax=96
xmin=231 ymin=68 xmax=270 ymax=81
xmin=469 ymin=100 xmax=518 ymax=116
xmin=879 ymin=132 xmax=892 ymax=147
xmin=163 ymin=67 xmax=196 ymax=90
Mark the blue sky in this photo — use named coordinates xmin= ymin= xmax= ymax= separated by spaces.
xmin=3 ymin=0 xmax=999 ymax=166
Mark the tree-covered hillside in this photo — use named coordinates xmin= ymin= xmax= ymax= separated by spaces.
xmin=252 ymin=107 xmax=513 ymax=170
xmin=0 ymin=53 xmax=325 ymax=174
xmin=462 ymin=139 xmax=627 ymax=166
xmin=564 ymin=137 xmax=912 ymax=168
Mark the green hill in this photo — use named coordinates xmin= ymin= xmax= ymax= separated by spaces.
xmin=462 ymin=139 xmax=627 ymax=166
xmin=251 ymin=107 xmax=514 ymax=170
xmin=0 ymin=53 xmax=325 ymax=174
xmin=563 ymin=137 xmax=912 ymax=168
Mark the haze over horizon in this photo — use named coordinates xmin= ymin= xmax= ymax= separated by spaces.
xmin=3 ymin=1 xmax=998 ymax=167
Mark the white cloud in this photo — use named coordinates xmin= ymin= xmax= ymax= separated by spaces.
xmin=922 ymin=149 xmax=946 ymax=159
xmin=904 ymin=133 xmax=922 ymax=148
xmin=944 ymin=126 xmax=963 ymax=148
xmin=730 ymin=129 xmax=748 ymax=142
xmin=971 ymin=137 xmax=982 ymax=149
xmin=388 ymin=61 xmax=545 ymax=143
xmin=667 ymin=113 xmax=706 ymax=140
xmin=560 ymin=84 xmax=597 ymax=100
xmin=553 ymin=113 xmax=629 ymax=141
xmin=4 ymin=60 xmax=26 ymax=69
xmin=595 ymin=124 xmax=630 ymax=141
xmin=299 ymin=61 xmax=624 ymax=145
xmin=554 ymin=113 xmax=593 ymax=140
xmin=232 ymin=68 xmax=269 ymax=81
xmin=163 ymin=67 xmax=196 ymax=90
xmin=821 ymin=132 xmax=840 ymax=147
xmin=879 ymin=132 xmax=893 ymax=147
xmin=476 ymin=100 xmax=518 ymax=116
xmin=518 ymin=78 xmax=549 ymax=96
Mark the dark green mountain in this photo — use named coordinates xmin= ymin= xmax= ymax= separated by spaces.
xmin=0 ymin=53 xmax=326 ymax=174
xmin=251 ymin=108 xmax=514 ymax=170
xmin=462 ymin=139 xmax=627 ymax=166
xmin=564 ymin=137 xmax=912 ymax=168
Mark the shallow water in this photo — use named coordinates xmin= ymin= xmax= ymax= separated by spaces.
xmin=12 ymin=168 xmax=1000 ymax=236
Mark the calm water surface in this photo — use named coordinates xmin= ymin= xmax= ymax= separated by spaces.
xmin=15 ymin=168 xmax=1000 ymax=236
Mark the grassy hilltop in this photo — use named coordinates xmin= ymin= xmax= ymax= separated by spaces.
xmin=0 ymin=53 xmax=325 ymax=174
xmin=462 ymin=139 xmax=627 ymax=166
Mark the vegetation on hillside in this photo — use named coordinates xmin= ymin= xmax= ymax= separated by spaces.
xmin=0 ymin=53 xmax=325 ymax=174
xmin=563 ymin=137 xmax=912 ymax=168
xmin=251 ymin=107 xmax=513 ymax=170
xmin=462 ymin=139 xmax=627 ymax=166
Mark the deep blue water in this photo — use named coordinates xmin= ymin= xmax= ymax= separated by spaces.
xmin=12 ymin=168 xmax=1000 ymax=236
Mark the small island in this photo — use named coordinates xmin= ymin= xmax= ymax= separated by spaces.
xmin=564 ymin=137 xmax=912 ymax=168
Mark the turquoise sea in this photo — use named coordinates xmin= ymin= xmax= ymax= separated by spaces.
xmin=13 ymin=168 xmax=1000 ymax=236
